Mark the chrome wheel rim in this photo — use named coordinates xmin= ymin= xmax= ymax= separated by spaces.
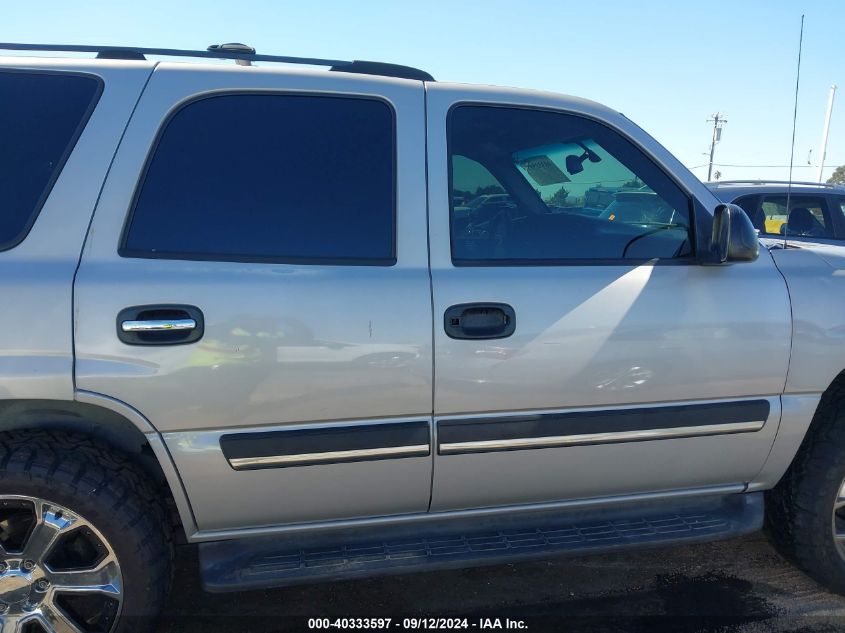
xmin=0 ymin=496 xmax=122 ymax=633
xmin=833 ymin=480 xmax=845 ymax=561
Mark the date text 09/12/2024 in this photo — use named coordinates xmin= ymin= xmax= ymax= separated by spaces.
xmin=307 ymin=618 xmax=529 ymax=630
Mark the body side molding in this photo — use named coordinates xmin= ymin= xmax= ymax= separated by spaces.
xmin=221 ymin=420 xmax=431 ymax=470
xmin=437 ymin=399 xmax=771 ymax=455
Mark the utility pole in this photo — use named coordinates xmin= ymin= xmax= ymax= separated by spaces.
xmin=816 ymin=85 xmax=837 ymax=182
xmin=707 ymin=113 xmax=727 ymax=182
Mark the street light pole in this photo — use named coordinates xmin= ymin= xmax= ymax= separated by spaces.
xmin=816 ymin=85 xmax=837 ymax=182
xmin=707 ymin=113 xmax=727 ymax=181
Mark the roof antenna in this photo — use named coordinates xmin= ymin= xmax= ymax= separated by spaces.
xmin=785 ymin=14 xmax=805 ymax=249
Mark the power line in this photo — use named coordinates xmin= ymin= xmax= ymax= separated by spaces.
xmin=689 ymin=163 xmax=835 ymax=169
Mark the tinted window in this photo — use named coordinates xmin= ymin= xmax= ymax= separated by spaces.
xmin=0 ymin=71 xmax=100 ymax=249
xmin=732 ymin=195 xmax=767 ymax=233
xmin=124 ymin=95 xmax=395 ymax=264
xmin=452 ymin=156 xmax=512 ymax=241
xmin=758 ymin=195 xmax=830 ymax=238
xmin=734 ymin=196 xmax=757 ymax=214
xmin=449 ymin=106 xmax=692 ymax=264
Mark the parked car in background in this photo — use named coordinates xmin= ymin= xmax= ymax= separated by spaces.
xmin=708 ymin=180 xmax=845 ymax=246
xmin=597 ymin=190 xmax=677 ymax=224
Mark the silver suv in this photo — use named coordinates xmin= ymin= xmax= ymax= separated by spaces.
xmin=2 ymin=43 xmax=845 ymax=632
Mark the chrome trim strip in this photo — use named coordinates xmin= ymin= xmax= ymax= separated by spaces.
xmin=121 ymin=318 xmax=196 ymax=332
xmin=439 ymin=420 xmax=765 ymax=455
xmin=229 ymin=444 xmax=430 ymax=470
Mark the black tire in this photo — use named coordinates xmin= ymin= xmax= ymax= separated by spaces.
xmin=0 ymin=429 xmax=173 ymax=632
xmin=766 ymin=385 xmax=845 ymax=594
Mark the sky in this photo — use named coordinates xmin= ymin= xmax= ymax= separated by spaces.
xmin=4 ymin=0 xmax=843 ymax=183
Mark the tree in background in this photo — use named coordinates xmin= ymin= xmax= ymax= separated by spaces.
xmin=828 ymin=166 xmax=845 ymax=185
xmin=475 ymin=185 xmax=505 ymax=196
xmin=545 ymin=185 xmax=570 ymax=206
xmin=452 ymin=185 xmax=505 ymax=205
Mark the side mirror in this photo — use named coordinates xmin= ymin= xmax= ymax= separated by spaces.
xmin=708 ymin=203 xmax=759 ymax=264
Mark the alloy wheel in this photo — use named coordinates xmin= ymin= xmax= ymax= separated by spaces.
xmin=0 ymin=496 xmax=122 ymax=633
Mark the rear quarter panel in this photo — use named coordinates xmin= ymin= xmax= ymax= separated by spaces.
xmin=0 ymin=58 xmax=152 ymax=400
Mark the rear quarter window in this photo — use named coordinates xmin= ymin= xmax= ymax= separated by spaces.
xmin=0 ymin=71 xmax=102 ymax=250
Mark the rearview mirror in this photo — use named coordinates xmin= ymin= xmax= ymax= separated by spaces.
xmin=564 ymin=143 xmax=602 ymax=176
xmin=707 ymin=203 xmax=759 ymax=264
xmin=565 ymin=154 xmax=584 ymax=175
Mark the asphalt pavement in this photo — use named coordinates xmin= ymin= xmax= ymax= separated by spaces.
xmin=157 ymin=532 xmax=845 ymax=632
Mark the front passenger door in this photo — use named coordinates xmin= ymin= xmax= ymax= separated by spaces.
xmin=425 ymin=88 xmax=792 ymax=512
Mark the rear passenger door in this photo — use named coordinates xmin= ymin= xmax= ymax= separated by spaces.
xmin=425 ymin=87 xmax=792 ymax=512
xmin=74 ymin=66 xmax=432 ymax=533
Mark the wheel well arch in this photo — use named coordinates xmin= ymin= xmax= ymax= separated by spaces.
xmin=816 ymin=369 xmax=845 ymax=412
xmin=760 ymin=370 xmax=845 ymax=491
xmin=0 ymin=398 xmax=189 ymax=541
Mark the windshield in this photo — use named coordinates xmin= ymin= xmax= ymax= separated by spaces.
xmin=511 ymin=140 xmax=666 ymax=216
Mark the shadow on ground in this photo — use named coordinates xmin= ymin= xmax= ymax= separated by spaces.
xmin=158 ymin=534 xmax=845 ymax=633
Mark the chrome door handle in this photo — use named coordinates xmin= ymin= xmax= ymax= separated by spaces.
xmin=120 ymin=319 xmax=196 ymax=332
xmin=116 ymin=304 xmax=204 ymax=345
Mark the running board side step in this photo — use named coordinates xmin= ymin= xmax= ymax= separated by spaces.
xmin=199 ymin=491 xmax=762 ymax=592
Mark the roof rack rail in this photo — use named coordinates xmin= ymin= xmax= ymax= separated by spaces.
xmin=0 ymin=42 xmax=435 ymax=81
xmin=709 ymin=179 xmax=843 ymax=188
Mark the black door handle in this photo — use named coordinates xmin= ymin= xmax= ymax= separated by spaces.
xmin=117 ymin=304 xmax=204 ymax=345
xmin=444 ymin=303 xmax=516 ymax=340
